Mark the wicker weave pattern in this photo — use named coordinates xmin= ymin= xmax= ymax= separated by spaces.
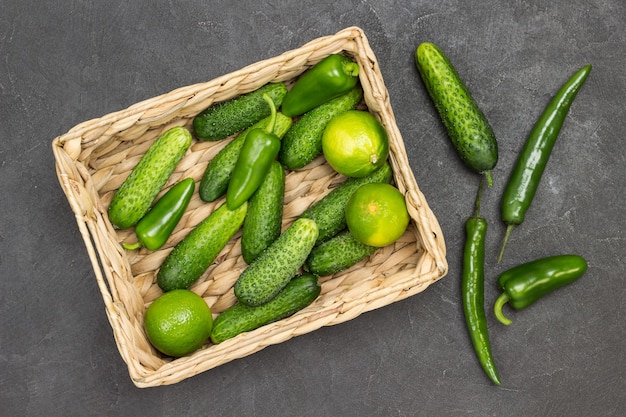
xmin=52 ymin=27 xmax=447 ymax=387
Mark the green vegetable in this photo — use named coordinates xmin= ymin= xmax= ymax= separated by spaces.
xmin=241 ymin=160 xmax=285 ymax=264
xmin=199 ymin=112 xmax=292 ymax=202
xmin=415 ymin=42 xmax=498 ymax=187
xmin=279 ymin=85 xmax=363 ymax=170
xmin=300 ymin=161 xmax=392 ymax=244
xmin=462 ymin=181 xmax=501 ymax=385
xmin=211 ymin=273 xmax=321 ymax=344
xmin=226 ymin=94 xmax=281 ymax=210
xmin=157 ymin=201 xmax=247 ymax=292
xmin=193 ymin=82 xmax=287 ymax=141
xmin=281 ymin=54 xmax=360 ymax=117
xmin=108 ymin=126 xmax=192 ymax=229
xmin=493 ymin=254 xmax=588 ymax=325
xmin=305 ymin=231 xmax=377 ymax=276
xmin=497 ymin=65 xmax=592 ymax=262
xmin=123 ymin=178 xmax=195 ymax=251
xmin=234 ymin=218 xmax=319 ymax=306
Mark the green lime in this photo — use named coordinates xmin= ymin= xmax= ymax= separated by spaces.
xmin=144 ymin=289 xmax=213 ymax=357
xmin=321 ymin=110 xmax=389 ymax=177
xmin=345 ymin=183 xmax=410 ymax=247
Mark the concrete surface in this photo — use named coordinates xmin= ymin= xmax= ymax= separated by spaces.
xmin=1 ymin=0 xmax=624 ymax=416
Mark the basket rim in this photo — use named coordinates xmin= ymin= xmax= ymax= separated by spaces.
xmin=52 ymin=25 xmax=448 ymax=388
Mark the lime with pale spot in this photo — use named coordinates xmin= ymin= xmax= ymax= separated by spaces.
xmin=345 ymin=183 xmax=410 ymax=247
xmin=322 ymin=110 xmax=389 ymax=178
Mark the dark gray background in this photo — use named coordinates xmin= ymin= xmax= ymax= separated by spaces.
xmin=1 ymin=0 xmax=624 ymax=416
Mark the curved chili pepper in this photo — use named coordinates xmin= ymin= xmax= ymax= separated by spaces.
xmin=497 ymin=64 xmax=592 ymax=262
xmin=462 ymin=181 xmax=501 ymax=385
xmin=493 ymin=254 xmax=588 ymax=325
xmin=226 ymin=94 xmax=281 ymax=210
xmin=280 ymin=54 xmax=360 ymax=117
xmin=123 ymin=177 xmax=195 ymax=251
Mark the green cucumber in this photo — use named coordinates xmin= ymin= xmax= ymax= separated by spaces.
xmin=234 ymin=218 xmax=319 ymax=306
xmin=199 ymin=112 xmax=292 ymax=202
xmin=305 ymin=231 xmax=377 ymax=276
xmin=108 ymin=126 xmax=192 ymax=229
xmin=210 ymin=273 xmax=320 ymax=344
xmin=415 ymin=42 xmax=498 ymax=186
xmin=193 ymin=82 xmax=288 ymax=141
xmin=241 ymin=160 xmax=285 ymax=264
xmin=300 ymin=161 xmax=392 ymax=244
xmin=279 ymin=85 xmax=363 ymax=170
xmin=157 ymin=201 xmax=247 ymax=292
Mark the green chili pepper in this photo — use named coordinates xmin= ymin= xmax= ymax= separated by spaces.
xmin=122 ymin=177 xmax=195 ymax=251
xmin=226 ymin=94 xmax=281 ymax=210
xmin=462 ymin=180 xmax=501 ymax=385
xmin=493 ymin=254 xmax=588 ymax=325
xmin=280 ymin=54 xmax=360 ymax=117
xmin=497 ymin=65 xmax=592 ymax=262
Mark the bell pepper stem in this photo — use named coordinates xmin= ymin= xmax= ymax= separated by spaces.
xmin=493 ymin=293 xmax=512 ymax=325
xmin=262 ymin=93 xmax=277 ymax=134
xmin=342 ymin=60 xmax=360 ymax=77
xmin=122 ymin=241 xmax=142 ymax=251
xmin=497 ymin=224 xmax=515 ymax=263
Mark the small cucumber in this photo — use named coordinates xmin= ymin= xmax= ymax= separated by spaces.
xmin=241 ymin=160 xmax=285 ymax=264
xmin=305 ymin=231 xmax=377 ymax=276
xmin=279 ymin=85 xmax=363 ymax=170
xmin=199 ymin=112 xmax=292 ymax=202
xmin=193 ymin=82 xmax=288 ymax=141
xmin=300 ymin=161 xmax=392 ymax=244
xmin=108 ymin=126 xmax=192 ymax=229
xmin=415 ymin=42 xmax=498 ymax=186
xmin=234 ymin=218 xmax=319 ymax=306
xmin=157 ymin=201 xmax=247 ymax=292
xmin=210 ymin=273 xmax=320 ymax=344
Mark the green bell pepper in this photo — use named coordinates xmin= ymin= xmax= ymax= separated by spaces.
xmin=493 ymin=254 xmax=588 ymax=325
xmin=280 ymin=54 xmax=360 ymax=117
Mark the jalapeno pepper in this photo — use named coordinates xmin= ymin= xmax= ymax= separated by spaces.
xmin=493 ymin=254 xmax=588 ymax=325
xmin=497 ymin=65 xmax=592 ymax=262
xmin=226 ymin=94 xmax=281 ymax=210
xmin=462 ymin=181 xmax=501 ymax=385
xmin=122 ymin=177 xmax=195 ymax=251
xmin=280 ymin=54 xmax=360 ymax=117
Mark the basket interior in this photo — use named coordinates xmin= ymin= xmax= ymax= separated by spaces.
xmin=52 ymin=26 xmax=447 ymax=387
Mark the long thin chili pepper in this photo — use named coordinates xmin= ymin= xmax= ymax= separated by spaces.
xmin=462 ymin=179 xmax=501 ymax=385
xmin=497 ymin=64 xmax=592 ymax=262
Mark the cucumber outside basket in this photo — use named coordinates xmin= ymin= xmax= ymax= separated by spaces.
xmin=52 ymin=27 xmax=448 ymax=387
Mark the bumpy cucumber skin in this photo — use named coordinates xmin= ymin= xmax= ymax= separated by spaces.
xmin=210 ymin=273 xmax=320 ymax=344
xmin=234 ymin=218 xmax=319 ymax=306
xmin=300 ymin=162 xmax=392 ymax=244
xmin=193 ymin=82 xmax=288 ymax=141
xmin=279 ymin=85 xmax=363 ymax=170
xmin=108 ymin=126 xmax=192 ymax=229
xmin=415 ymin=43 xmax=498 ymax=179
xmin=305 ymin=231 xmax=377 ymax=276
xmin=199 ymin=112 xmax=292 ymax=202
xmin=241 ymin=160 xmax=285 ymax=264
xmin=157 ymin=202 xmax=247 ymax=292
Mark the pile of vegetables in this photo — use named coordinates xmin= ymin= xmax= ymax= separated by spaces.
xmin=108 ymin=54 xmax=407 ymax=353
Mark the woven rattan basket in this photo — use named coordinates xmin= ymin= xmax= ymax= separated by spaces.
xmin=52 ymin=26 xmax=447 ymax=387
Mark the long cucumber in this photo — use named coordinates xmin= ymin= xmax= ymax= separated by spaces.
xmin=157 ymin=201 xmax=247 ymax=292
